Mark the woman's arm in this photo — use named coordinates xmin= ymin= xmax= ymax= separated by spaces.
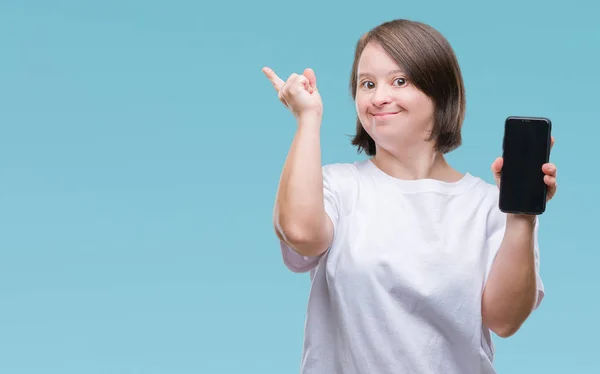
xmin=481 ymin=214 xmax=538 ymax=338
xmin=262 ymin=67 xmax=333 ymax=258
xmin=273 ymin=113 xmax=333 ymax=258
xmin=484 ymin=150 xmax=556 ymax=337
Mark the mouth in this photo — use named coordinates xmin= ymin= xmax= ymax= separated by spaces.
xmin=371 ymin=111 xmax=401 ymax=119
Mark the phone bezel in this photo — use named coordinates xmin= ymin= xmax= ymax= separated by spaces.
xmin=499 ymin=116 xmax=552 ymax=215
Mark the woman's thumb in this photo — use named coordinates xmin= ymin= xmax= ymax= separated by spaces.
xmin=303 ymin=68 xmax=318 ymax=91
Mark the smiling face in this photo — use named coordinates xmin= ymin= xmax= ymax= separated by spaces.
xmin=354 ymin=42 xmax=436 ymax=154
xmin=349 ymin=20 xmax=466 ymax=156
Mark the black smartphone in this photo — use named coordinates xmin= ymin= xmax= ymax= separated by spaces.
xmin=499 ymin=116 xmax=552 ymax=215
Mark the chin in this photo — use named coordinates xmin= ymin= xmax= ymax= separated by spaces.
xmin=369 ymin=128 xmax=416 ymax=147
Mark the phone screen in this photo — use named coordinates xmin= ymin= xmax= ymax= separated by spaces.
xmin=499 ymin=117 xmax=551 ymax=214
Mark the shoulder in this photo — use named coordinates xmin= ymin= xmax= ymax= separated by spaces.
xmin=321 ymin=161 xmax=366 ymax=214
xmin=322 ymin=160 xmax=368 ymax=187
xmin=465 ymin=174 xmax=506 ymax=229
xmin=462 ymin=173 xmax=499 ymax=201
xmin=322 ymin=161 xmax=362 ymax=178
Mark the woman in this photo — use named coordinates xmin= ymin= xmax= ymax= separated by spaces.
xmin=262 ymin=19 xmax=557 ymax=374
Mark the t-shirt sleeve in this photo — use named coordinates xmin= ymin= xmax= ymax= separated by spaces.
xmin=279 ymin=163 xmax=349 ymax=273
xmin=484 ymin=203 xmax=545 ymax=310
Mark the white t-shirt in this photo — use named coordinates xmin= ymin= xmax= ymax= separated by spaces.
xmin=280 ymin=159 xmax=544 ymax=374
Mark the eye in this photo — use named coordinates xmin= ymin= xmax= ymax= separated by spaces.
xmin=393 ymin=77 xmax=407 ymax=86
xmin=360 ymin=80 xmax=375 ymax=89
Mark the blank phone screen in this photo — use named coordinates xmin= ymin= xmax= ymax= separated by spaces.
xmin=499 ymin=117 xmax=551 ymax=214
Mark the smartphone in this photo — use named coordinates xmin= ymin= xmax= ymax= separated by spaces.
xmin=499 ymin=116 xmax=552 ymax=215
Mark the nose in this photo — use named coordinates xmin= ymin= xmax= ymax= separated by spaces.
xmin=371 ymin=86 xmax=392 ymax=107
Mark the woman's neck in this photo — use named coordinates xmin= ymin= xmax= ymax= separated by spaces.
xmin=372 ymin=145 xmax=463 ymax=182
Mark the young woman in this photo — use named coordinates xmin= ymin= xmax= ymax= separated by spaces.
xmin=263 ymin=19 xmax=557 ymax=374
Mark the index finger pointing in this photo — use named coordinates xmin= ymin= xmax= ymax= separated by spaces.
xmin=262 ymin=66 xmax=285 ymax=91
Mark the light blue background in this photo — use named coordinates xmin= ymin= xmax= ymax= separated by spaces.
xmin=1 ymin=1 xmax=598 ymax=373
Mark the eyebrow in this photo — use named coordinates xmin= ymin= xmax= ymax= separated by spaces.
xmin=358 ymin=69 xmax=406 ymax=79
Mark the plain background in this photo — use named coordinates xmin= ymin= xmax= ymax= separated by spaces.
xmin=1 ymin=0 xmax=598 ymax=373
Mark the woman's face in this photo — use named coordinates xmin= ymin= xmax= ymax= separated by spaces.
xmin=355 ymin=42 xmax=436 ymax=153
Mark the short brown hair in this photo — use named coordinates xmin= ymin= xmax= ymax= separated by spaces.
xmin=349 ymin=19 xmax=466 ymax=155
